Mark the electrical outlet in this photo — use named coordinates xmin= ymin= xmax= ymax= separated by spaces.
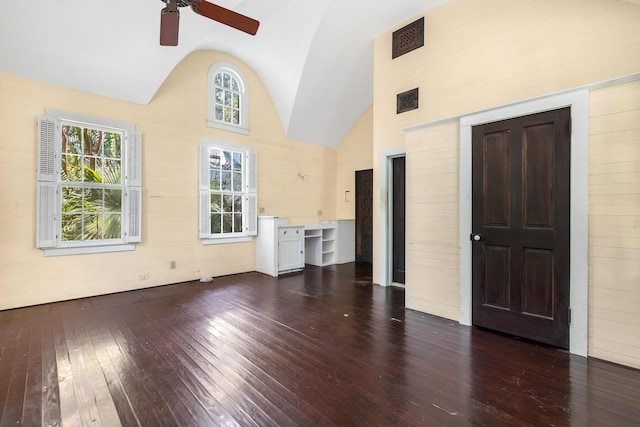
xmin=170 ymin=260 xmax=176 ymax=269
xmin=259 ymin=207 xmax=265 ymax=214
xmin=139 ymin=273 xmax=149 ymax=281
xmin=317 ymin=210 xmax=323 ymax=216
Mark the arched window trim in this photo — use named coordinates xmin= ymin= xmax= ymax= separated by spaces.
xmin=207 ymin=62 xmax=250 ymax=135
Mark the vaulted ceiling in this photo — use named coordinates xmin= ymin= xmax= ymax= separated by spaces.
xmin=0 ymin=0 xmax=450 ymax=148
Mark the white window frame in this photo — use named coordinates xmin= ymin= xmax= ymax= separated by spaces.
xmin=199 ymin=139 xmax=257 ymax=244
xmin=206 ymin=62 xmax=250 ymax=135
xmin=36 ymin=110 xmax=142 ymax=256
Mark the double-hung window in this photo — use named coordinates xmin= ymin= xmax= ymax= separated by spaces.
xmin=199 ymin=140 xmax=257 ymax=244
xmin=36 ymin=111 xmax=142 ymax=256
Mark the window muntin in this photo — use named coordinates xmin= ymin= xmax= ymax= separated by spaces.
xmin=214 ymin=72 xmax=242 ymax=126
xmin=208 ymin=148 xmax=244 ymax=235
xmin=199 ymin=140 xmax=256 ymax=242
xmin=207 ymin=63 xmax=249 ymax=135
xmin=59 ymin=122 xmax=125 ymax=243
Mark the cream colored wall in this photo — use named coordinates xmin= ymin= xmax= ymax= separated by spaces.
xmin=373 ymin=0 xmax=640 ymax=368
xmin=588 ymin=80 xmax=640 ymax=368
xmin=405 ymin=121 xmax=460 ymax=320
xmin=336 ymin=106 xmax=373 ymax=219
xmin=0 ymin=50 xmax=336 ymax=310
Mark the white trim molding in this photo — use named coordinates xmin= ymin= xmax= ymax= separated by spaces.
xmin=379 ymin=147 xmax=406 ymax=287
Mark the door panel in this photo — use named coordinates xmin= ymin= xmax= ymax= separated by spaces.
xmin=483 ymin=131 xmax=511 ymax=227
xmin=523 ymin=124 xmax=554 ymax=228
xmin=522 ymin=249 xmax=554 ymax=318
xmin=472 ymin=107 xmax=571 ymax=349
xmin=483 ymin=245 xmax=510 ymax=310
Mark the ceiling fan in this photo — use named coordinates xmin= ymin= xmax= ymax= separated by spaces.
xmin=160 ymin=0 xmax=260 ymax=46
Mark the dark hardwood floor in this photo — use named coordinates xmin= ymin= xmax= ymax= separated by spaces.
xmin=1 ymin=263 xmax=639 ymax=426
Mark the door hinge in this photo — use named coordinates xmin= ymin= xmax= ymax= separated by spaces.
xmin=568 ymin=308 xmax=572 ymax=325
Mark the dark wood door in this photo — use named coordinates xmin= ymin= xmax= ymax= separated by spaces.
xmin=392 ymin=157 xmax=406 ymax=283
xmin=472 ymin=108 xmax=571 ymax=349
xmin=355 ymin=169 xmax=373 ymax=263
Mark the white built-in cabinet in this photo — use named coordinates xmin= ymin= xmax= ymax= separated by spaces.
xmin=304 ymin=226 xmax=336 ymax=266
xmin=256 ymin=217 xmax=355 ymax=277
xmin=278 ymin=226 xmax=305 ymax=272
xmin=305 ymin=220 xmax=355 ymax=266
xmin=335 ymin=220 xmax=356 ymax=264
xmin=255 ymin=217 xmax=304 ymax=276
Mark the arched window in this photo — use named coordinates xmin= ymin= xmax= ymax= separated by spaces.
xmin=207 ymin=62 xmax=249 ymax=135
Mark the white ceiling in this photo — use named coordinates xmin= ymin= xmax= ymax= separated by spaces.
xmin=0 ymin=0 xmax=450 ymax=148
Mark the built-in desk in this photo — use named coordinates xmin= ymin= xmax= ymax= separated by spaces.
xmin=256 ymin=217 xmax=355 ymax=277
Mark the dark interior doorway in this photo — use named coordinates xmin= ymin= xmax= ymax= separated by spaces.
xmin=392 ymin=157 xmax=406 ymax=284
xmin=355 ymin=169 xmax=373 ymax=264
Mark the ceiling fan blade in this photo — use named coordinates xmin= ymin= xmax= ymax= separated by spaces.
xmin=160 ymin=4 xmax=180 ymax=46
xmin=191 ymin=1 xmax=260 ymax=35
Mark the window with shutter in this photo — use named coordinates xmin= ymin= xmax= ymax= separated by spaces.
xmin=36 ymin=111 xmax=142 ymax=256
xmin=199 ymin=139 xmax=257 ymax=244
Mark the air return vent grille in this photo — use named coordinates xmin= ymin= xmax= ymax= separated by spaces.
xmin=397 ymin=88 xmax=419 ymax=114
xmin=392 ymin=17 xmax=424 ymax=59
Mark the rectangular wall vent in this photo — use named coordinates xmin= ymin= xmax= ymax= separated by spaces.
xmin=397 ymin=88 xmax=419 ymax=114
xmin=392 ymin=17 xmax=424 ymax=59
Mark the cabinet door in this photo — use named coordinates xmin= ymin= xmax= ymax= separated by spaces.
xmin=278 ymin=227 xmax=304 ymax=272
xmin=278 ymin=239 xmax=303 ymax=271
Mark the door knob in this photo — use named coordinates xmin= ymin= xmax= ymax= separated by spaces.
xmin=470 ymin=234 xmax=482 ymax=241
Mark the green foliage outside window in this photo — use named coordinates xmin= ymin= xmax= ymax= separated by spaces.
xmin=60 ymin=124 xmax=123 ymax=242
xmin=208 ymin=148 xmax=243 ymax=234
xmin=214 ymin=71 xmax=241 ymax=125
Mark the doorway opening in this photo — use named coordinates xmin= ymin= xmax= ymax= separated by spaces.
xmin=355 ymin=169 xmax=373 ymax=266
xmin=392 ymin=156 xmax=406 ymax=285
xmin=378 ymin=148 xmax=406 ymax=287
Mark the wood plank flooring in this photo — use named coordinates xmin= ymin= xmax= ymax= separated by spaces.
xmin=1 ymin=263 xmax=639 ymax=426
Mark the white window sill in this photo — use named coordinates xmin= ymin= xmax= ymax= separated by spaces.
xmin=202 ymin=236 xmax=253 ymax=245
xmin=206 ymin=119 xmax=249 ymax=135
xmin=44 ymin=244 xmax=136 ymax=257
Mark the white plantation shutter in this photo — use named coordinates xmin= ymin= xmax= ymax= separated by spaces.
xmin=199 ymin=191 xmax=210 ymax=238
xmin=126 ymin=131 xmax=142 ymax=187
xmin=246 ymin=193 xmax=257 ymax=235
xmin=37 ymin=117 xmax=56 ymax=181
xmin=124 ymin=131 xmax=142 ymax=243
xmin=125 ymin=188 xmax=142 ymax=243
xmin=246 ymin=151 xmax=257 ymax=235
xmin=36 ymin=183 xmax=57 ymax=248
xmin=36 ymin=116 xmax=58 ymax=248
xmin=247 ymin=150 xmax=257 ymax=193
xmin=199 ymin=144 xmax=211 ymax=238
xmin=200 ymin=144 xmax=210 ymax=190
